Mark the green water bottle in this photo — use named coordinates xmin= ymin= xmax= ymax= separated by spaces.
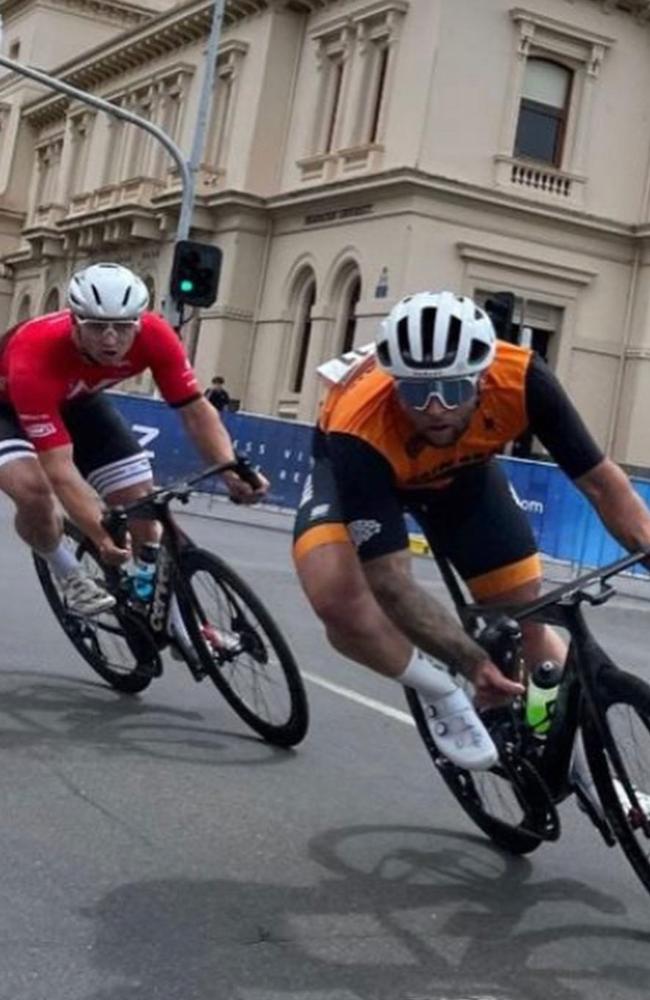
xmin=525 ymin=660 xmax=563 ymax=735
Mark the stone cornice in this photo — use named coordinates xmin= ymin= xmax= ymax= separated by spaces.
xmin=267 ymin=167 xmax=635 ymax=241
xmin=0 ymin=0 xmax=153 ymax=28
xmin=17 ymin=0 xmax=309 ymax=124
xmin=600 ymin=1 xmax=650 ymax=21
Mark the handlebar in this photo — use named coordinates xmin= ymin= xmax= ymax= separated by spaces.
xmin=101 ymin=456 xmax=264 ymax=541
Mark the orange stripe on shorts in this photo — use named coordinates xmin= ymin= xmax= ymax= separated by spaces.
xmin=293 ymin=523 xmax=351 ymax=562
xmin=467 ymin=553 xmax=542 ymax=601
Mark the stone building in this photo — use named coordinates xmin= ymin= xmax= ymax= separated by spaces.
xmin=2 ymin=0 xmax=650 ymax=463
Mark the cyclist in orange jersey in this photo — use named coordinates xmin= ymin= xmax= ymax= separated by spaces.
xmin=293 ymin=291 xmax=650 ymax=775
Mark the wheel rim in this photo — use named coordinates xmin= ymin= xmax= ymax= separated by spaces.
xmin=189 ymin=567 xmax=296 ymax=729
xmin=603 ymin=701 xmax=650 ymax=846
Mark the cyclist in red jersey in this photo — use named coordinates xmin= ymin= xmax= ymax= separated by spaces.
xmin=294 ymin=291 xmax=650 ymax=785
xmin=0 ymin=262 xmax=267 ymax=617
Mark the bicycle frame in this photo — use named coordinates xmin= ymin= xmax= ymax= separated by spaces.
xmin=434 ymin=547 xmax=650 ymax=805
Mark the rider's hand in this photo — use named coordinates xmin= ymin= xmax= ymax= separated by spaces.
xmin=223 ymin=469 xmax=269 ymax=505
xmin=470 ymin=657 xmax=525 ymax=710
xmin=97 ymin=534 xmax=131 ymax=566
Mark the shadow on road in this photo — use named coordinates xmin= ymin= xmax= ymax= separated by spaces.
xmin=0 ymin=670 xmax=296 ymax=767
xmin=79 ymin=824 xmax=649 ymax=1000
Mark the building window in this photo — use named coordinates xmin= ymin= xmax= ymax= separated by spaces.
xmin=43 ymin=288 xmax=60 ymax=313
xmin=340 ymin=274 xmax=361 ymax=353
xmin=207 ymin=72 xmax=234 ymax=168
xmin=322 ymin=54 xmax=345 ymax=153
xmin=292 ymin=281 xmax=316 ymax=394
xmin=16 ymin=294 xmax=31 ymax=323
xmin=9 ymin=40 xmax=20 ymax=60
xmin=514 ymin=59 xmax=572 ymax=166
xmin=367 ymin=44 xmax=389 ymax=144
xmin=34 ymin=139 xmax=63 ymax=208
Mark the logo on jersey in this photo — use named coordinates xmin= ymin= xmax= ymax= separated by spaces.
xmin=299 ymin=474 xmax=314 ymax=508
xmin=25 ymin=421 xmax=57 ymax=439
xmin=309 ymin=503 xmax=331 ymax=521
xmin=348 ymin=519 xmax=382 ymax=548
xmin=66 ymin=376 xmax=125 ymax=399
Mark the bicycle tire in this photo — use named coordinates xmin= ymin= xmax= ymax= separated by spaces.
xmin=405 ymin=687 xmax=546 ymax=855
xmin=175 ymin=547 xmax=309 ymax=747
xmin=582 ymin=667 xmax=650 ymax=894
xmin=34 ymin=521 xmax=160 ymax=694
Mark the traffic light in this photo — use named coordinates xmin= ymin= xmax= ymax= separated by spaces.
xmin=170 ymin=240 xmax=222 ymax=308
xmin=484 ymin=291 xmax=516 ymax=343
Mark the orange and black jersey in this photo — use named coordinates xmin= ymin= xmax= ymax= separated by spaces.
xmin=319 ymin=341 xmax=603 ymax=490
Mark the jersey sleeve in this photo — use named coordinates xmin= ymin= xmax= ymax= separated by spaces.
xmin=7 ymin=352 xmax=70 ymax=451
xmin=525 ymin=354 xmax=604 ymax=479
xmin=143 ymin=315 xmax=202 ymax=407
xmin=325 ymin=431 xmax=410 ymax=560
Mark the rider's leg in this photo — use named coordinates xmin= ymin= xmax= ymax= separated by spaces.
xmin=295 ymin=535 xmax=497 ymax=769
xmin=295 ymin=538 xmax=412 ymax=676
xmin=0 ymin=453 xmax=114 ymax=614
xmin=0 ymin=454 xmax=63 ymax=553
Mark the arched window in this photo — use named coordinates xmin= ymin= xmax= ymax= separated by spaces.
xmin=515 ymin=58 xmax=572 ymax=166
xmin=143 ymin=275 xmax=156 ymax=312
xmin=339 ymin=274 xmax=361 ymax=354
xmin=291 ymin=277 xmax=316 ymax=394
xmin=16 ymin=294 xmax=31 ymax=324
xmin=43 ymin=287 xmax=60 ymax=314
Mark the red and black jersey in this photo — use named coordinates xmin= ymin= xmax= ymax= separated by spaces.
xmin=0 ymin=310 xmax=201 ymax=451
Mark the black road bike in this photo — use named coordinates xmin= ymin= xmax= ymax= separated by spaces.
xmin=405 ymin=549 xmax=650 ymax=895
xmin=34 ymin=460 xmax=309 ymax=748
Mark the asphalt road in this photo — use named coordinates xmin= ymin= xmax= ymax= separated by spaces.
xmin=1 ymin=495 xmax=650 ymax=1000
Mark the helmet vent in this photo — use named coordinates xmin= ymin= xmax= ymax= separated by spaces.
xmin=420 ymin=307 xmax=436 ymax=363
xmin=376 ymin=340 xmax=391 ymax=368
xmin=90 ymin=284 xmax=102 ymax=306
xmin=122 ymin=287 xmax=132 ymax=307
xmin=469 ymin=339 xmax=490 ymax=364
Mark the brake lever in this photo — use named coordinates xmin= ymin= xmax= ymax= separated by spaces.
xmin=578 ymin=583 xmax=616 ymax=606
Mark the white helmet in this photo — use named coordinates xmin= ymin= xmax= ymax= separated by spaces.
xmin=67 ymin=263 xmax=149 ymax=321
xmin=376 ymin=291 xmax=496 ymax=379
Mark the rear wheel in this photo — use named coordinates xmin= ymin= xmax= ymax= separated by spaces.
xmin=176 ymin=547 xmax=309 ymax=747
xmin=34 ymin=521 xmax=160 ymax=694
xmin=583 ymin=668 xmax=650 ymax=894
xmin=406 ymin=687 xmax=553 ymax=855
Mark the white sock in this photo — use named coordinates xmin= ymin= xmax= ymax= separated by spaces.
xmin=167 ymin=593 xmax=192 ymax=645
xmin=396 ymin=647 xmax=458 ymax=701
xmin=39 ymin=539 xmax=80 ymax=580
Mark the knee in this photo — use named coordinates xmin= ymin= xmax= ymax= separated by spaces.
xmin=15 ymin=476 xmax=56 ymax=519
xmin=297 ymin=550 xmax=375 ymax=635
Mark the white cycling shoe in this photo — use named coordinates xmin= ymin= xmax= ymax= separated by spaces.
xmin=60 ymin=570 xmax=116 ymax=617
xmin=419 ymin=688 xmax=499 ymax=771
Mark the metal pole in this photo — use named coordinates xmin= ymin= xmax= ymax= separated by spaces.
xmin=176 ymin=0 xmax=225 ymax=244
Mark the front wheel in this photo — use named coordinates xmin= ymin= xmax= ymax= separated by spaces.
xmin=175 ymin=547 xmax=309 ymax=747
xmin=34 ymin=521 xmax=160 ymax=695
xmin=583 ymin=668 xmax=650 ymax=895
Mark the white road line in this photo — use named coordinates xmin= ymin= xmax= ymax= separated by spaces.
xmin=302 ymin=671 xmax=415 ymax=726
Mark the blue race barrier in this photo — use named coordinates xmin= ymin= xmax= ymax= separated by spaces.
xmin=108 ymin=392 xmax=649 ymax=572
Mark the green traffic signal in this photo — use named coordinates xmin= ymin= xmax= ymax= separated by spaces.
xmin=180 ymin=278 xmax=195 ymax=293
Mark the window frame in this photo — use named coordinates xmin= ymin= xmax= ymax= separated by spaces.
xmin=514 ymin=58 xmax=573 ymax=168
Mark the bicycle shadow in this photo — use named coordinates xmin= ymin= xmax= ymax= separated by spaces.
xmin=80 ymin=824 xmax=648 ymax=1000
xmin=0 ymin=670 xmax=298 ymax=767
